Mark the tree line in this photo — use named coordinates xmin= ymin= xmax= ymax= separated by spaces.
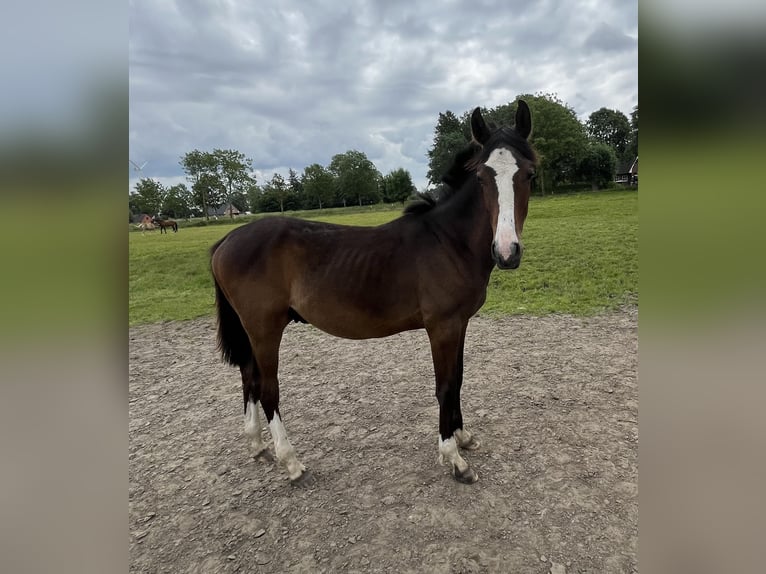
xmin=129 ymin=148 xmax=417 ymax=220
xmin=130 ymin=93 xmax=637 ymax=219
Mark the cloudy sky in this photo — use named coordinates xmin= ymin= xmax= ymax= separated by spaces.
xmin=129 ymin=0 xmax=637 ymax=193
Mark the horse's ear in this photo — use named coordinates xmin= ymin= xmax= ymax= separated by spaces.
xmin=471 ymin=107 xmax=492 ymax=147
xmin=515 ymin=99 xmax=532 ymax=139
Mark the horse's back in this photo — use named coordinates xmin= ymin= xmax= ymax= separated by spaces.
xmin=212 ymin=217 xmax=290 ymax=280
xmin=215 ymin=216 xmax=410 ymax=263
xmin=214 ymin=216 xmax=414 ymax=283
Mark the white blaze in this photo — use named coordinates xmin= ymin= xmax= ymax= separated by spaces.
xmin=485 ymin=148 xmax=520 ymax=259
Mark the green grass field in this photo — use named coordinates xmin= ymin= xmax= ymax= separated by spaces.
xmin=129 ymin=190 xmax=637 ymax=325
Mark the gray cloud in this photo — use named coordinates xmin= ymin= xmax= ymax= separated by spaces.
xmin=584 ymin=22 xmax=638 ymax=53
xmin=129 ymin=0 xmax=637 ymax=191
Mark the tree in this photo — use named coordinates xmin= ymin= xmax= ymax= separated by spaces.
xmin=162 ymin=183 xmax=193 ymax=218
xmin=129 ymin=193 xmax=142 ymax=219
xmin=427 ymin=111 xmax=466 ymax=186
xmin=262 ymin=173 xmax=290 ymax=213
xmin=131 ymin=178 xmax=164 ymax=216
xmin=504 ymin=94 xmax=589 ymax=193
xmin=381 ymin=168 xmax=416 ymax=204
xmin=213 ymin=149 xmax=254 ymax=219
xmin=577 ymin=142 xmax=617 ymax=190
xmin=586 ymin=107 xmax=631 ymax=163
xmin=192 ymin=172 xmax=225 ymax=216
xmin=287 ymin=168 xmax=304 ymax=209
xmin=329 ymin=150 xmax=381 ymax=207
xmin=302 ymin=163 xmax=335 ymax=209
xmin=181 ymin=149 xmax=219 ymax=220
xmin=181 ymin=148 xmax=254 ymax=218
xmin=246 ymin=182 xmax=262 ymax=213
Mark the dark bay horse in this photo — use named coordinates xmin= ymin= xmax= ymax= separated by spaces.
xmin=153 ymin=218 xmax=178 ymax=233
xmin=211 ymin=103 xmax=537 ymax=485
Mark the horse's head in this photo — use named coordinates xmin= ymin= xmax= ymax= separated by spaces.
xmin=469 ymin=102 xmax=537 ymax=270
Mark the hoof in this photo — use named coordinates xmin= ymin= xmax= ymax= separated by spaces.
xmin=252 ymin=448 xmax=274 ymax=462
xmin=459 ymin=436 xmax=481 ymax=451
xmin=452 ymin=465 xmax=479 ymax=484
xmin=290 ymin=470 xmax=315 ymax=488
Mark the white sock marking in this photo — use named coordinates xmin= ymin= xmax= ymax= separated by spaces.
xmin=438 ymin=436 xmax=469 ymax=473
xmin=244 ymin=400 xmax=267 ymax=454
xmin=268 ymin=413 xmax=305 ymax=480
xmin=454 ymin=428 xmax=472 ymax=447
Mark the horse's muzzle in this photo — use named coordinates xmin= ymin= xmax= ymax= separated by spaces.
xmin=492 ymin=241 xmax=522 ymax=270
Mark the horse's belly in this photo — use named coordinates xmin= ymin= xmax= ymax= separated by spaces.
xmin=292 ymin=296 xmax=422 ymax=340
xmin=289 ymin=255 xmax=422 ymax=338
xmin=306 ymin=318 xmax=422 ymax=340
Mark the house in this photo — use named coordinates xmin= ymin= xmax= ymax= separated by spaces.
xmin=615 ymin=157 xmax=638 ymax=186
xmin=205 ymin=204 xmax=241 ymax=217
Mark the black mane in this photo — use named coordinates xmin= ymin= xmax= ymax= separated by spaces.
xmin=403 ymin=145 xmax=478 ymax=216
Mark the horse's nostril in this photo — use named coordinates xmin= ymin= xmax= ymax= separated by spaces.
xmin=510 ymin=242 xmax=520 ymax=257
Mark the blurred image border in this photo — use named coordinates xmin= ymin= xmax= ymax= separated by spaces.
xmin=640 ymin=2 xmax=766 ymax=572
xmin=0 ymin=1 xmax=128 ymax=573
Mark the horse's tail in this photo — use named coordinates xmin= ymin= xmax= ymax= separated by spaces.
xmin=210 ymin=238 xmax=252 ymax=367
xmin=173 ymin=221 xmax=178 ymax=232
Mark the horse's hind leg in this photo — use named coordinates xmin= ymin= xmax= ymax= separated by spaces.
xmin=253 ymin=320 xmax=312 ymax=486
xmin=241 ymin=357 xmax=271 ymax=460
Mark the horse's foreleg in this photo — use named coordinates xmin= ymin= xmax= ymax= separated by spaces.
xmin=428 ymin=321 xmax=478 ymax=483
xmin=254 ymin=323 xmax=312 ymax=486
xmin=452 ymin=334 xmax=481 ymax=451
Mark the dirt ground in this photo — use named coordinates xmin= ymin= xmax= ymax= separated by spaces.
xmin=129 ymin=307 xmax=637 ymax=574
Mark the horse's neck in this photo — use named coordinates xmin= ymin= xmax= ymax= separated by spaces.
xmin=430 ymin=183 xmax=495 ymax=277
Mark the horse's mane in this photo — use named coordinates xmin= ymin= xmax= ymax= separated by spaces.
xmin=404 ymin=126 xmax=536 ymax=217
xmin=404 ymin=145 xmax=478 ymax=216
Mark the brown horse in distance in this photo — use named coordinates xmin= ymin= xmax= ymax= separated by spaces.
xmin=210 ymin=103 xmax=537 ymax=485
xmin=153 ymin=217 xmax=178 ymax=233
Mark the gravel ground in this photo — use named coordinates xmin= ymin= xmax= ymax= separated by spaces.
xmin=129 ymin=307 xmax=637 ymax=573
